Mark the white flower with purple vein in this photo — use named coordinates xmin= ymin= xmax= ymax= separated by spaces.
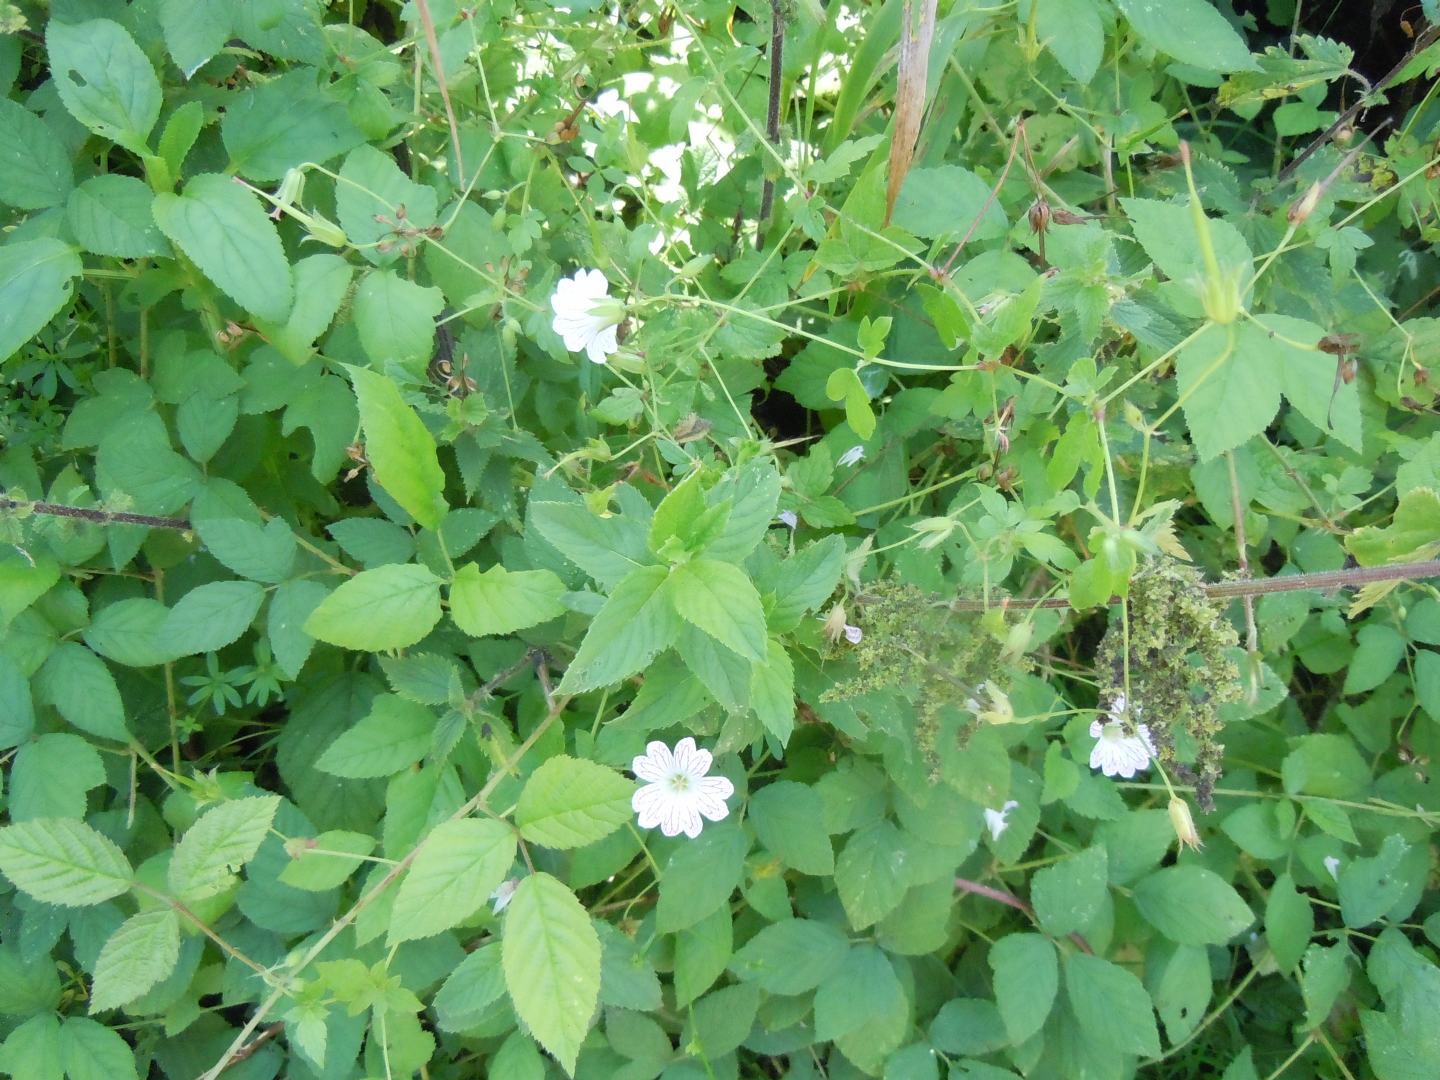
xmin=631 ymin=738 xmax=735 ymax=838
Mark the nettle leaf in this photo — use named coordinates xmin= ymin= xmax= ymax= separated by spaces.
xmin=0 ymin=99 xmax=73 ymax=210
xmin=303 ymin=564 xmax=444 ymax=652
xmin=449 ymin=563 xmax=566 ymax=638
xmin=158 ymin=580 xmax=265 ymax=657
xmin=168 ymin=795 xmax=282 ymax=902
xmin=0 ymin=239 xmax=83 ymax=364
xmin=666 ymin=559 xmax=767 ymax=662
xmin=559 ymin=565 xmax=678 ymax=694
xmin=1176 ymin=322 xmax=1282 ymax=462
xmin=66 ymin=175 xmax=166 ymax=259
xmin=46 ymin=19 xmax=162 ymax=153
xmin=529 ymin=499 xmax=653 ymax=589
xmin=346 ymin=364 xmax=448 ymax=531
xmin=152 ymin=174 xmax=293 ymax=322
xmin=1134 ymin=865 xmax=1255 ymax=945
xmin=88 ymin=910 xmax=180 ymax=1014
xmin=316 ymin=694 xmax=434 ymax=779
xmin=0 ymin=818 xmax=133 ymax=906
xmin=502 ymin=873 xmax=602 ymax=1077
xmin=389 ymin=818 xmax=514 ymax=944
xmin=515 ymin=756 xmax=635 ymax=850
xmin=990 ymin=933 xmax=1058 ymax=1044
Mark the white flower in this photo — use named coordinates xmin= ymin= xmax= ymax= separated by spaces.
xmin=776 ymin=510 xmax=798 ymax=530
xmin=1088 ymin=697 xmax=1157 ymax=779
xmin=550 ymin=268 xmax=625 ymax=364
xmin=1323 ymin=856 xmax=1340 ymax=881
xmin=983 ymin=800 xmax=1019 ymax=842
xmin=631 ymin=737 xmax=735 ymax=839
xmin=843 ymin=624 xmax=863 ymax=645
xmin=489 ymin=877 xmax=519 ymax=914
xmin=837 ymin=445 xmax=865 ymax=467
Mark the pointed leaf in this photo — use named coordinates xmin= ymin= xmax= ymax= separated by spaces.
xmin=346 ymin=365 xmax=447 ymax=530
xmin=389 ymin=818 xmax=515 ymax=944
xmin=0 ymin=818 xmax=132 ymax=906
xmin=303 ymin=564 xmax=443 ymax=652
xmin=88 ymin=910 xmax=180 ymax=1013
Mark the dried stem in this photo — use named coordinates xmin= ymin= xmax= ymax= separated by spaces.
xmin=414 ymin=0 xmax=465 ymax=186
xmin=1 ymin=495 xmax=189 ymax=532
xmin=757 ymin=0 xmax=784 ymax=249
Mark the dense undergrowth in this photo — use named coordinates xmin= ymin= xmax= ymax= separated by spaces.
xmin=0 ymin=1 xmax=1439 ymax=1078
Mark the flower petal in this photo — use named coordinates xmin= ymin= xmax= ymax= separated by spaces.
xmin=585 ymin=323 xmax=618 ymax=364
xmin=698 ymin=775 xmax=734 ymax=801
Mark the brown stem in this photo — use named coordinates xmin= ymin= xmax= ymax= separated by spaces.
xmin=414 ymin=0 xmax=465 ymax=186
xmin=216 ymin=1022 xmax=285 ymax=1075
xmin=757 ymin=0 xmax=784 ymax=249
xmin=1 ymin=496 xmax=189 ymax=531
xmin=954 ymin=876 xmax=1092 ymax=954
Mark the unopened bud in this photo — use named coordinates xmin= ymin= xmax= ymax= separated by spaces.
xmin=1288 ymin=182 xmax=1322 ymax=225
xmin=822 ymin=604 xmax=848 ymax=645
xmin=1027 ymin=198 xmax=1051 ymax=236
xmin=1168 ymin=797 xmax=1203 ymax=851
xmin=910 ymin=516 xmax=957 ymax=550
xmin=302 ymin=213 xmax=348 ymax=248
xmin=270 ymin=168 xmax=305 ymax=219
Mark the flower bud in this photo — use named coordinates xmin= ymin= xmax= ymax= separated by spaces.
xmin=822 ymin=604 xmax=848 ymax=645
xmin=1027 ymin=198 xmax=1052 ymax=236
xmin=271 ymin=168 xmax=305 ymax=219
xmin=1168 ymin=796 xmax=1203 ymax=851
xmin=302 ymin=213 xmax=348 ymax=248
xmin=1287 ymin=182 xmax=1322 ymax=225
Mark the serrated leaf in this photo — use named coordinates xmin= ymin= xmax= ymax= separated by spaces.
xmin=34 ymin=643 xmax=128 ymax=742
xmin=989 ymin=933 xmax=1058 ymax=1043
xmin=1134 ymin=865 xmax=1255 ymax=945
xmin=88 ymin=910 xmax=180 ymax=1013
xmin=46 ymin=19 xmax=161 ymax=153
xmin=449 ymin=563 xmax=566 ymax=638
xmin=747 ymin=781 xmax=833 ymax=875
xmin=655 ymin=823 xmax=749 ymax=933
xmin=1265 ymin=872 xmax=1313 ymax=974
xmin=434 ymin=943 xmax=505 ymax=1030
xmin=515 ymin=756 xmax=634 ymax=850
xmin=529 ymin=500 xmax=653 ymax=588
xmin=222 ymin=69 xmax=364 ymax=181
xmin=159 ymin=580 xmax=264 ymax=657
xmin=352 ymin=270 xmax=445 ymax=370
xmin=160 ymin=0 xmax=231 ymax=77
xmin=316 ymin=695 xmax=435 ymax=779
xmin=278 ymin=830 xmax=375 ymax=892
xmin=1114 ymin=0 xmax=1255 ymax=73
xmin=729 ymin=918 xmax=850 ymax=994
xmin=666 ymin=558 xmax=767 ymax=661
xmin=1064 ymin=952 xmax=1161 ymax=1057
xmin=835 ymin=820 xmax=910 ymax=930
xmin=152 ymin=174 xmax=293 ymax=322
xmin=0 ymin=239 xmax=83 ymax=364
xmin=59 ymin=1016 xmax=138 ymax=1080
xmin=303 ymin=564 xmax=443 ymax=652
xmin=168 ymin=795 xmax=281 ymax=902
xmin=389 ymin=818 xmax=515 ymax=944
xmin=0 ymin=818 xmax=132 ymax=906
xmin=559 ymin=564 xmax=678 ymax=694
xmin=1177 ymin=322 xmax=1282 ymax=462
xmin=346 ymin=365 xmax=447 ymax=530
xmin=66 ymin=175 xmax=165 ymax=258
xmin=0 ymin=99 xmax=72 ymax=210
xmin=502 ymin=873 xmax=601 ymax=1077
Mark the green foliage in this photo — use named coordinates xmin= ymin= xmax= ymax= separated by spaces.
xmin=0 ymin=1 xmax=1438 ymax=1078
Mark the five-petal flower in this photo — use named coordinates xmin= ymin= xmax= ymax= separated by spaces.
xmin=631 ymin=737 xmax=735 ymax=839
xmin=551 ymin=268 xmax=625 ymax=364
xmin=1088 ymin=695 xmax=1157 ymax=779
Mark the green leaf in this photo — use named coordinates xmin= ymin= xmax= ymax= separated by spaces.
xmin=815 ymin=945 xmax=906 ymax=1064
xmin=1031 ymin=845 xmax=1109 ymax=936
xmin=1253 ymin=313 xmax=1362 ymax=450
xmin=0 ymin=239 xmax=82 ymax=364
xmin=261 ymin=254 xmax=354 ymax=365
xmin=1036 ymin=0 xmax=1104 ymax=83
xmin=529 ymin=500 xmax=653 ymax=588
xmin=0 ymin=944 xmax=62 ymax=1017
xmin=0 ymin=1013 xmax=61 ymax=1080
xmin=10 ymin=733 xmax=105 ymax=822
xmin=666 ymin=558 xmax=767 ymax=661
xmin=1176 ymin=322 xmax=1282 ymax=462
xmin=747 ymin=780 xmax=834 ymax=875
xmin=1122 ymin=197 xmax=1253 ymax=298
xmin=766 ymin=535 xmax=847 ymax=631
xmin=1339 ymin=834 xmax=1419 ymax=928
xmin=1281 ymin=733 xmax=1370 ymax=798
xmin=434 ymin=943 xmax=505 ymax=1031
xmin=66 ymin=175 xmax=165 ymax=259
xmin=1114 ymin=0 xmax=1255 ymax=72
xmin=160 ymin=0 xmax=231 ymax=77
xmin=46 ymin=19 xmax=162 ymax=153
xmin=89 ymin=909 xmax=181 ymax=1013
xmin=335 ymin=145 xmax=439 ymax=267
xmin=1134 ymin=865 xmax=1255 ymax=945
xmin=303 ymin=564 xmax=444 ymax=652
xmin=681 ymin=983 xmax=761 ymax=1061
xmin=1151 ymin=944 xmax=1212 ymax=1046
xmin=930 ymin=998 xmax=1008 ymax=1057
xmin=278 ymin=830 xmax=375 ymax=892
xmin=825 ymin=367 xmax=877 ymax=440
xmin=1265 ymin=872 xmax=1313 ymax=974
xmin=169 ymin=795 xmax=281 ymax=902
xmin=0 ymin=818 xmax=133 ymax=906
xmin=989 ymin=933 xmax=1058 ymax=1044
xmin=749 ymin=639 xmax=796 ymax=744
xmin=703 ymin=458 xmax=783 ymax=564
xmin=728 ymin=918 xmax=850 ymax=995
xmin=449 ymin=563 xmax=566 ymax=638
xmin=560 ymin=564 xmax=679 ymax=694
xmin=673 ymin=906 xmax=733 ymax=1007
xmin=0 ymin=99 xmax=72 ymax=209
xmin=153 ymin=173 xmax=292 ymax=322
xmin=353 ymin=270 xmax=446 ymax=371
xmin=316 ymin=694 xmax=434 ymax=779
xmin=0 ymin=651 xmax=34 ymax=749
xmin=389 ymin=818 xmax=515 ymax=944
xmin=515 ymin=755 xmax=635 ymax=850
xmin=1343 ymin=624 xmax=1405 ymax=694
xmin=835 ymin=820 xmax=910 ymax=930
xmin=655 ymin=822 xmax=749 ymax=933
xmin=648 ymin=469 xmax=708 ymax=554
xmin=159 ymin=580 xmax=264 ymax=657
xmin=346 ymin=364 xmax=448 ymax=531
xmin=268 ymin=579 xmax=327 ymax=679
xmin=1300 ymin=942 xmax=1350 ymax=1028
xmin=222 ymin=70 xmax=364 ymax=181
xmin=59 ymin=1016 xmax=139 ymax=1080
xmin=191 ymin=479 xmax=297 ymax=584
xmin=35 ymin=643 xmax=128 ymax=741
xmin=502 ymin=872 xmax=602 ymax=1077
xmin=1064 ymin=952 xmax=1162 ymax=1058
xmin=1347 ymin=487 xmax=1440 ymax=567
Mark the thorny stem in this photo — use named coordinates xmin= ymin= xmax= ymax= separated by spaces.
xmin=1 ymin=495 xmax=189 ymax=532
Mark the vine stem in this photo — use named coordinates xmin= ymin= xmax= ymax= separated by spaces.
xmin=954 ymin=876 xmax=1093 ymax=954
xmin=199 ymin=681 xmax=572 ymax=1080
xmin=756 ymin=0 xmax=784 ymax=248
xmin=1 ymin=496 xmax=189 ymax=532
xmin=944 ymin=560 xmax=1440 ymax=612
